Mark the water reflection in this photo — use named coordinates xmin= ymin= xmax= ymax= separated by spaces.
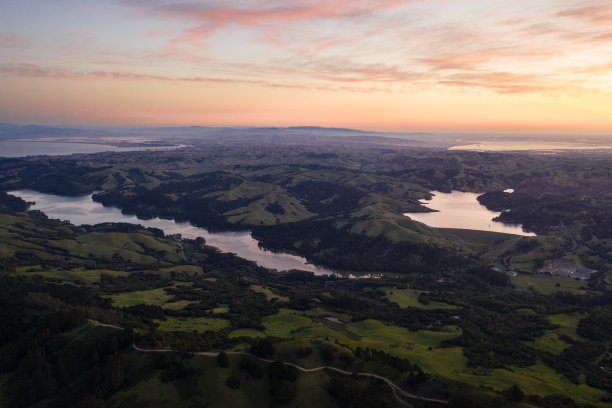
xmin=404 ymin=191 xmax=535 ymax=236
xmin=9 ymin=190 xmax=337 ymax=274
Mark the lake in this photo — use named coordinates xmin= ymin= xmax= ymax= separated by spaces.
xmin=9 ymin=190 xmax=336 ymax=275
xmin=404 ymin=190 xmax=535 ymax=236
xmin=0 ymin=140 xmax=170 ymax=157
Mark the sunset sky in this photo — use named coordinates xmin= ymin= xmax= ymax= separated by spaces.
xmin=1 ymin=0 xmax=611 ymax=133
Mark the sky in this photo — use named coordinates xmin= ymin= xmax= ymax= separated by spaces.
xmin=1 ymin=0 xmax=611 ymax=133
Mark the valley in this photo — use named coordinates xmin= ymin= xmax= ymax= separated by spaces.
xmin=1 ymin=144 xmax=611 ymax=407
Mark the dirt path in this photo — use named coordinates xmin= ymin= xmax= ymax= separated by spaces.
xmin=175 ymin=241 xmax=187 ymax=261
xmin=90 ymin=319 xmax=448 ymax=406
xmin=560 ymin=221 xmax=577 ymax=251
xmin=132 ymin=343 xmax=448 ymax=406
xmin=87 ymin=319 xmax=124 ymax=330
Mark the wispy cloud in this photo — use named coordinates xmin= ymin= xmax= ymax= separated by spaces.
xmin=557 ymin=4 xmax=612 ymax=25
xmin=569 ymin=59 xmax=612 ymax=75
xmin=122 ymin=0 xmax=413 ymax=54
xmin=3 ymin=0 xmax=612 ymax=130
xmin=97 ymin=0 xmax=612 ymax=97
xmin=1 ymin=63 xmax=167 ymax=81
xmin=305 ymin=58 xmax=421 ymax=84
xmin=142 ymin=0 xmax=411 ymax=25
xmin=440 ymin=71 xmax=563 ymax=95
xmin=0 ymin=62 xmax=326 ymax=90
xmin=0 ymin=35 xmax=31 ymax=49
xmin=422 ymin=48 xmax=562 ymax=71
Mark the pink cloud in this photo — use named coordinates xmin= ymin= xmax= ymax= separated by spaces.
xmin=309 ymin=33 xmax=373 ymax=52
xmin=559 ymin=28 xmax=612 ymax=45
xmin=593 ymin=31 xmax=612 ymax=42
xmin=557 ymin=5 xmax=612 ymax=25
xmin=569 ymin=60 xmax=612 ymax=75
xmin=160 ymin=24 xmax=215 ymax=62
xmin=123 ymin=0 xmax=413 ymax=53
xmin=151 ymin=0 xmax=410 ymax=26
xmin=422 ymin=48 xmax=562 ymax=71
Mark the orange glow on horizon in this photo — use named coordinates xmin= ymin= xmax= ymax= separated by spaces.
xmin=1 ymin=1 xmax=612 ymax=133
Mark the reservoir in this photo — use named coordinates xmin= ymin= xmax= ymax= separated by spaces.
xmin=404 ymin=191 xmax=535 ymax=236
xmin=9 ymin=190 xmax=336 ymax=275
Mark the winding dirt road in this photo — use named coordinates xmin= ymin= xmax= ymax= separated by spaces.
xmin=132 ymin=342 xmax=449 ymax=406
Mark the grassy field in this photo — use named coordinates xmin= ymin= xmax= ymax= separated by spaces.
xmin=106 ymin=288 xmax=173 ymax=308
xmin=384 ymin=288 xmax=458 ymax=309
xmin=345 ymin=316 xmax=607 ymax=406
xmin=254 ymin=307 xmax=610 ymax=407
xmin=454 ymin=363 xmax=611 ymax=406
xmin=511 ymin=274 xmax=588 ymax=294
xmin=259 ymin=308 xmax=361 ymax=352
xmin=528 ymin=331 xmax=571 ymax=355
xmin=262 ymin=308 xmax=461 ymax=346
xmin=348 ymin=319 xmax=460 ymax=348
xmin=260 ymin=308 xmax=465 ymax=374
xmin=346 ymin=319 xmax=465 ymax=374
xmin=516 ymin=312 xmax=587 ymax=359
xmin=154 ymin=316 xmax=230 ymax=332
xmin=75 ymin=232 xmax=181 ymax=264
xmin=547 ymin=313 xmax=588 ymax=341
xmin=249 ymin=284 xmax=290 ymax=302
xmin=262 ymin=308 xmax=316 ymax=338
xmin=228 ymin=328 xmax=266 ymax=338
xmin=161 ymin=300 xmax=199 ymax=311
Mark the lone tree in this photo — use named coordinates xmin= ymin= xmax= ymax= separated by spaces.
xmin=503 ymin=385 xmax=525 ymax=402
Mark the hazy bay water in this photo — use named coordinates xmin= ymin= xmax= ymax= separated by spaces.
xmin=404 ymin=191 xmax=535 ymax=236
xmin=0 ymin=141 xmax=147 ymax=157
xmin=10 ymin=190 xmax=336 ymax=275
xmin=448 ymin=140 xmax=612 ymax=151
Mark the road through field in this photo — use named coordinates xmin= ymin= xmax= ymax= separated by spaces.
xmin=132 ymin=341 xmax=449 ymax=406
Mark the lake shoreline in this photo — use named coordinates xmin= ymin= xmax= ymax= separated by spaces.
xmin=9 ymin=190 xmax=338 ymax=276
xmin=404 ymin=190 xmax=535 ymax=236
